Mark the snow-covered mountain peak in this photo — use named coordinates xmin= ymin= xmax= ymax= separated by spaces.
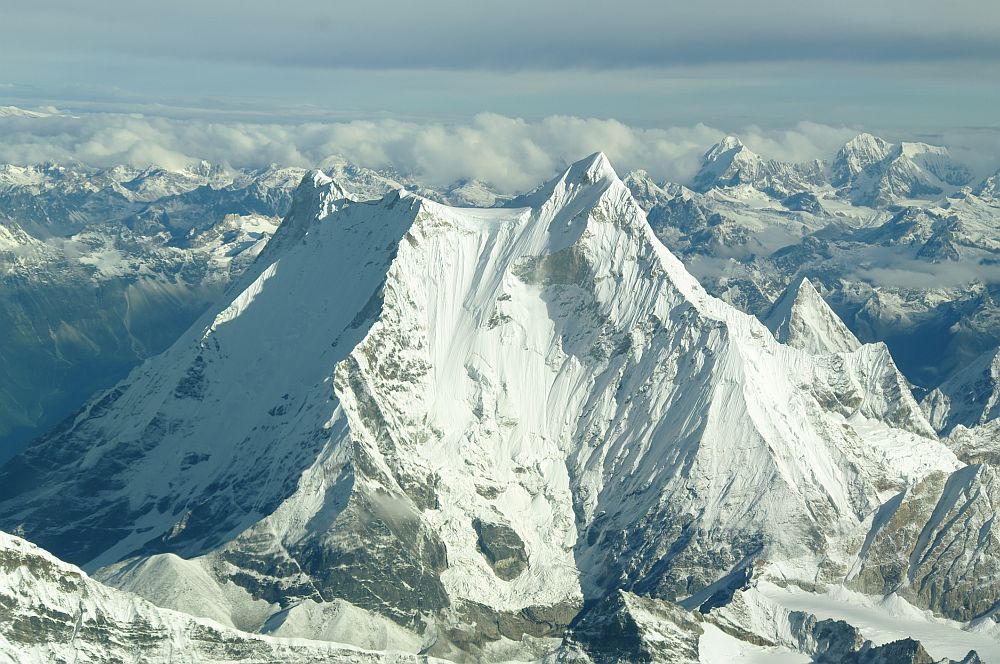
xmin=0 ymin=154 xmax=965 ymax=658
xmin=0 ymin=105 xmax=54 ymax=119
xmin=763 ymin=277 xmax=862 ymax=355
xmin=831 ymin=133 xmax=894 ymax=186
xmin=922 ymin=346 xmax=1000 ymax=434
xmin=899 ymin=141 xmax=949 ymax=159
xmin=834 ymin=133 xmax=972 ymax=205
xmin=693 ymin=136 xmax=825 ymax=197
xmin=574 ymin=150 xmax=617 ymax=183
xmin=974 ymin=168 xmax=1000 ymax=200
xmin=700 ymin=136 xmax=760 ymax=172
xmin=251 ymin=167 xmax=351 ymax=263
xmin=511 ymin=151 xmax=628 ymax=215
xmin=843 ymin=132 xmax=892 ymax=156
xmin=705 ymin=135 xmax=748 ymax=159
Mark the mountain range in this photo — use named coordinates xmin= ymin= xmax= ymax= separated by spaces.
xmin=0 ymin=157 xmax=492 ymax=463
xmin=1 ymin=151 xmax=998 ymax=662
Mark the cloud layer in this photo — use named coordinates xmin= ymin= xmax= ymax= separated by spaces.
xmin=0 ymin=111 xmax=880 ymax=191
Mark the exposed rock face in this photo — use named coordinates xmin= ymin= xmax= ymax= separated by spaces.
xmin=0 ymin=531 xmax=442 ymax=664
xmin=548 ymin=584 xmax=985 ymax=664
xmin=704 ymin=583 xmax=985 ymax=664
xmin=554 ymin=591 xmax=702 ymax=663
xmin=922 ymin=347 xmax=1000 ymax=434
xmin=945 ymin=420 xmax=1000 ymax=466
xmin=472 ymin=517 xmax=529 ymax=581
xmin=850 ymin=463 xmax=1000 ymax=623
xmin=782 ymin=191 xmax=824 ymax=213
xmin=0 ymin=154 xmax=975 ymax=659
xmin=975 ymin=169 xmax=1000 ymax=200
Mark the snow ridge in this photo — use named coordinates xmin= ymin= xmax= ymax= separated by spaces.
xmin=0 ymin=153 xmax=968 ymax=659
xmin=763 ymin=277 xmax=862 ymax=355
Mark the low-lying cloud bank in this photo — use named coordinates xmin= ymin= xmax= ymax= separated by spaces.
xmin=0 ymin=108 xmax=997 ymax=192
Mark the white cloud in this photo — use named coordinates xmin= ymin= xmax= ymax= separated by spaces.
xmin=0 ymin=110 xmax=996 ymax=194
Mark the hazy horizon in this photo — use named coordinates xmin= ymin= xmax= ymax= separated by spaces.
xmin=4 ymin=1 xmax=999 ymax=126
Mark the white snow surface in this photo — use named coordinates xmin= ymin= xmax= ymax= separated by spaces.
xmin=0 ymin=531 xmax=441 ymax=664
xmin=758 ymin=581 xmax=999 ymax=663
xmin=0 ymin=153 xmax=967 ymax=656
xmin=923 ymin=347 xmax=1000 ymax=433
xmin=698 ymin=624 xmax=808 ymax=663
xmin=764 ymin=277 xmax=862 ymax=355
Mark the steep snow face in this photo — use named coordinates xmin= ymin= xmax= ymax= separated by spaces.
xmin=0 ymin=531 xmax=441 ymax=664
xmin=922 ymin=347 xmax=1000 ymax=433
xmin=0 ymin=155 xmax=497 ymax=464
xmin=833 ymin=134 xmax=972 ymax=206
xmin=0 ymin=154 xmax=960 ymax=656
xmin=692 ymin=137 xmax=825 ymax=198
xmin=764 ymin=278 xmax=862 ymax=355
xmin=975 ymin=169 xmax=1000 ymax=200
xmin=831 ymin=133 xmax=895 ymax=187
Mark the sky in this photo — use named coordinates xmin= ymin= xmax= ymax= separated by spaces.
xmin=1 ymin=0 xmax=999 ymax=186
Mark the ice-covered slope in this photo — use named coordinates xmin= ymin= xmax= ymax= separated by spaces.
xmin=0 ymin=154 xmax=963 ymax=658
xmin=833 ymin=134 xmax=972 ymax=206
xmin=692 ymin=136 xmax=826 ymax=197
xmin=0 ymin=530 xmax=440 ymax=664
xmin=831 ymin=133 xmax=895 ymax=188
xmin=976 ymin=169 xmax=1000 ymax=200
xmin=0 ymin=156 xmax=495 ymax=463
xmin=922 ymin=347 xmax=1000 ymax=434
xmin=764 ymin=278 xmax=862 ymax=355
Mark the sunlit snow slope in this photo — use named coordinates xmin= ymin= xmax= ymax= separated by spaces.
xmin=0 ymin=531 xmax=442 ymax=663
xmin=0 ymin=154 xmax=980 ymax=659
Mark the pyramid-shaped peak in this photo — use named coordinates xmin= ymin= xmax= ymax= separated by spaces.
xmin=795 ymin=276 xmax=823 ymax=299
xmin=567 ymin=151 xmax=619 ymax=184
xmin=832 ymin=133 xmax=896 ymax=187
xmin=510 ymin=151 xmax=627 ymax=210
xmin=718 ymin=135 xmax=744 ymax=150
xmin=764 ymin=277 xmax=861 ymax=355
xmin=304 ymin=168 xmax=334 ymax=188
xmin=838 ymin=133 xmax=895 ymax=162
xmin=704 ymin=135 xmax=749 ymax=161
